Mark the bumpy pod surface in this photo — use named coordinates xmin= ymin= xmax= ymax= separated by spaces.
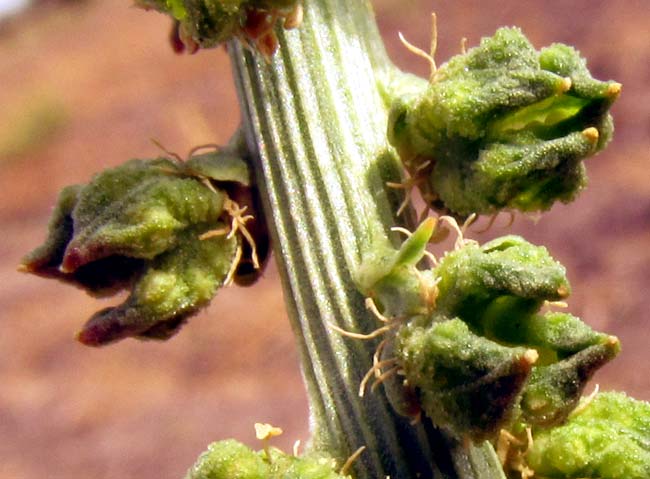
xmin=185 ymin=439 xmax=349 ymax=479
xmin=356 ymin=223 xmax=618 ymax=442
xmin=388 ymin=27 xmax=620 ymax=216
xmin=21 ymin=151 xmax=251 ymax=345
xmin=526 ymin=392 xmax=650 ymax=479
xmin=397 ymin=315 xmax=535 ymax=440
xmin=397 ymin=235 xmax=618 ymax=440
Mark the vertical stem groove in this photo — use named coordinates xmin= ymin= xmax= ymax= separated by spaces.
xmin=229 ymin=2 xmax=505 ymax=478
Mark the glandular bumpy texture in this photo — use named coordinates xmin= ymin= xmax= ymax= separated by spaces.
xmin=185 ymin=440 xmax=349 ymax=479
xmin=21 ymin=150 xmax=251 ymax=346
xmin=356 ymin=222 xmax=619 ymax=442
xmin=388 ymin=27 xmax=621 ymax=216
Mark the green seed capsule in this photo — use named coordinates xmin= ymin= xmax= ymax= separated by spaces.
xmin=21 ymin=148 xmax=253 ymax=346
xmin=396 ymin=316 xmax=536 ymax=440
xmin=354 ymin=220 xmax=618 ymax=442
xmin=387 ymin=27 xmax=620 ymax=216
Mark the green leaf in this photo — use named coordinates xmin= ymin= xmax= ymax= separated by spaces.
xmin=354 ymin=218 xmax=438 ymax=318
xmin=393 ymin=217 xmax=436 ymax=268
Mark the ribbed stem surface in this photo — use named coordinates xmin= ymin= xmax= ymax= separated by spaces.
xmin=230 ymin=2 xmax=505 ymax=478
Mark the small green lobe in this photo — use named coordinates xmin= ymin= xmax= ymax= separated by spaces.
xmin=518 ymin=337 xmax=620 ymax=427
xmin=434 ymin=235 xmax=570 ymax=324
xmin=397 ymin=317 xmax=534 ymax=440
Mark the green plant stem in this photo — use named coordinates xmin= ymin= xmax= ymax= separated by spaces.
xmin=230 ymin=1 xmax=505 ymax=478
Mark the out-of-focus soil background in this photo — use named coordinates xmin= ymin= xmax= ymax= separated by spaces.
xmin=0 ymin=1 xmax=648 ymax=478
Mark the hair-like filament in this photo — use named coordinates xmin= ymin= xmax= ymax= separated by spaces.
xmin=474 ymin=210 xmax=516 ymax=234
xmin=397 ymin=12 xmax=438 ymax=82
xmin=292 ymin=439 xmax=301 ymax=457
xmin=386 ymin=172 xmax=427 ymax=217
xmin=340 ymin=446 xmax=367 ymax=476
xmin=149 ymin=140 xmax=261 ymax=274
xmin=436 ymin=214 xmax=479 ymax=250
xmin=200 ymin=197 xmax=260 ymax=270
xmin=359 ymin=358 xmax=399 ymax=397
xmin=497 ymin=427 xmax=535 ymax=479
xmin=328 ymin=321 xmax=399 ymax=341
xmin=370 ymin=365 xmax=401 ymax=393
xmin=283 ymin=4 xmax=303 ymax=29
xmin=571 ymin=383 xmax=600 ymax=416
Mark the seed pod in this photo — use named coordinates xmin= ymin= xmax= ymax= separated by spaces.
xmin=434 ymin=235 xmax=571 ymax=328
xmin=518 ymin=336 xmax=620 ymax=427
xmin=354 ymin=221 xmax=619 ymax=442
xmin=21 ymin=148 xmax=254 ymax=346
xmin=396 ymin=317 xmax=537 ymax=440
xmin=388 ymin=27 xmax=620 ymax=216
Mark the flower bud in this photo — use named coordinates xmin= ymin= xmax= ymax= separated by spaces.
xmin=357 ymin=223 xmax=619 ymax=442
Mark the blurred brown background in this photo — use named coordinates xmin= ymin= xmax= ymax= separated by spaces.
xmin=0 ymin=1 xmax=648 ymax=478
